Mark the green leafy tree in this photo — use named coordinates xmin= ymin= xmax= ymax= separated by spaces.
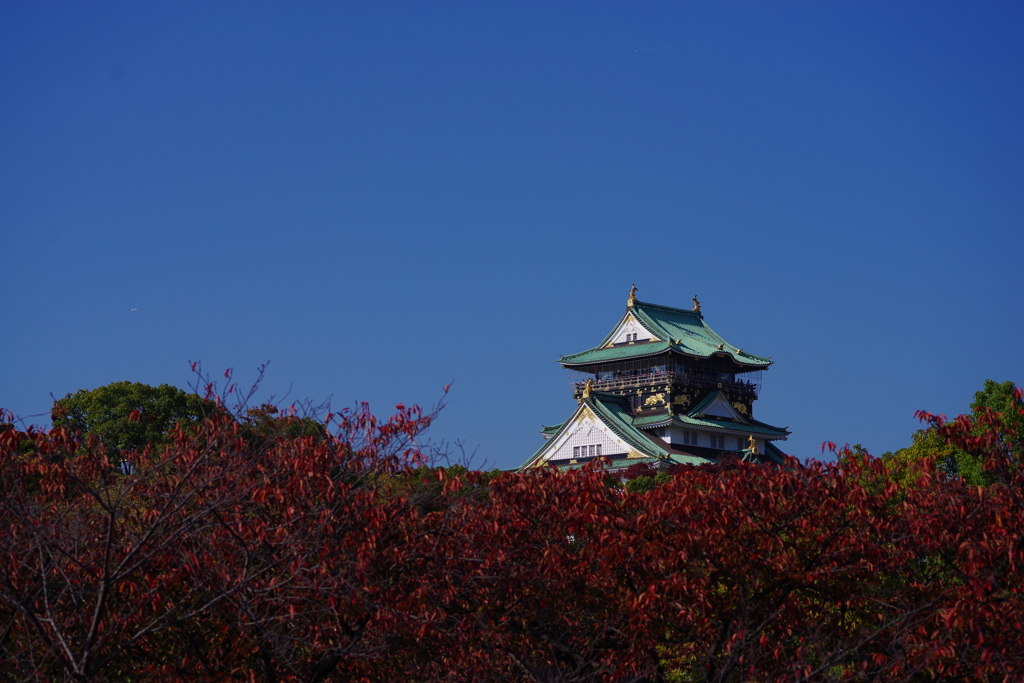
xmin=968 ymin=379 xmax=1024 ymax=462
xmin=624 ymin=474 xmax=656 ymax=494
xmin=51 ymin=381 xmax=219 ymax=455
xmin=884 ymin=379 xmax=1021 ymax=487
xmin=882 ymin=430 xmax=986 ymax=486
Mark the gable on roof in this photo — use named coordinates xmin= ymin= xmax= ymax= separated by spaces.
xmin=693 ymin=390 xmax=746 ymax=422
xmin=521 ymin=393 xmax=669 ymax=469
xmin=523 ymin=406 xmax=627 ymax=467
xmin=602 ymin=312 xmax=660 ymax=347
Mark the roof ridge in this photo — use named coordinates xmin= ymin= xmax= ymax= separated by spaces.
xmin=633 ymin=299 xmax=702 ymax=316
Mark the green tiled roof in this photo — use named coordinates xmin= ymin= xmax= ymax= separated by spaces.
xmin=561 ymin=341 xmax=671 ymax=364
xmin=666 ymin=453 xmax=715 ymax=466
xmin=540 ymin=423 xmax=564 ymax=436
xmin=677 ymin=414 xmax=788 ymax=437
xmin=631 ymin=407 xmax=789 ymax=438
xmin=560 ymin=299 xmax=770 ymax=369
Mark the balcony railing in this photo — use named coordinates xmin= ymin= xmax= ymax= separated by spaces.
xmin=574 ymin=370 xmax=759 ymax=396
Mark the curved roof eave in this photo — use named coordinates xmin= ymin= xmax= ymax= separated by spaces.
xmin=560 ymin=343 xmax=770 ymax=369
xmin=633 ymin=415 xmax=790 ymax=439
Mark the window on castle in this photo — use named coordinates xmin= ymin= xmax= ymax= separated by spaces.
xmin=573 ymin=444 xmax=602 ymax=458
xmin=713 ymin=435 xmax=725 ymax=449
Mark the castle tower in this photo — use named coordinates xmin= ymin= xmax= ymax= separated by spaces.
xmin=519 ymin=288 xmax=789 ymax=470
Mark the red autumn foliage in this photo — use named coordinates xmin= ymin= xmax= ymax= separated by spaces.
xmin=664 ymin=452 xmax=747 ymax=477
xmin=1 ymin=383 xmax=1023 ymax=682
xmin=618 ymin=462 xmax=658 ymax=481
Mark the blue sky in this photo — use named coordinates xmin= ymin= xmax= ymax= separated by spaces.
xmin=3 ymin=1 xmax=1022 ymax=469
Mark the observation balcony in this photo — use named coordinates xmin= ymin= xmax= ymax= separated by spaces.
xmin=572 ymin=369 xmax=760 ymax=398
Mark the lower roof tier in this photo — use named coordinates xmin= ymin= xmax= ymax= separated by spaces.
xmin=549 ymin=442 xmax=789 ymax=472
xmin=520 ymin=390 xmax=788 ymax=471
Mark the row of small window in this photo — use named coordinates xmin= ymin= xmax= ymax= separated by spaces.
xmin=623 ymin=333 xmax=645 ymax=342
xmin=573 ymin=444 xmax=602 ymax=458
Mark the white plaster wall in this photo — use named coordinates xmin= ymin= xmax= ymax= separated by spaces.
xmin=609 ymin=315 xmax=651 ymax=345
xmin=667 ymin=424 xmax=692 ymax=445
xmin=668 ymin=424 xmax=766 ymax=453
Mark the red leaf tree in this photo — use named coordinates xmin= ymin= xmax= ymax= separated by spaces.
xmin=2 ymin=381 xmax=1023 ymax=681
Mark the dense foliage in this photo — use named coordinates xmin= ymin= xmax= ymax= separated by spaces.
xmin=881 ymin=379 xmax=1024 ymax=487
xmin=2 ymin=380 xmax=1023 ymax=682
xmin=51 ymin=381 xmax=220 ymax=457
